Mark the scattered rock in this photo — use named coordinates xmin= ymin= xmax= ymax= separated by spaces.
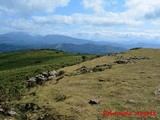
xmin=0 ymin=107 xmax=5 ymax=112
xmin=76 ymin=64 xmax=112 ymax=74
xmin=154 ymin=89 xmax=160 ymax=95
xmin=36 ymin=74 xmax=47 ymax=81
xmin=115 ymin=56 xmax=150 ymax=65
xmin=28 ymin=77 xmax=37 ymax=82
xmin=48 ymin=70 xmax=58 ymax=76
xmin=127 ymin=99 xmax=137 ymax=104
xmin=115 ymin=59 xmax=129 ymax=64
xmin=42 ymin=72 xmax=49 ymax=77
xmin=37 ymin=113 xmax=54 ymax=120
xmin=89 ymin=99 xmax=99 ymax=105
xmin=96 ymin=64 xmax=112 ymax=68
xmin=64 ymin=73 xmax=70 ymax=76
xmin=19 ymin=103 xmax=41 ymax=112
xmin=25 ymin=70 xmax=65 ymax=88
xmin=47 ymin=76 xmax=54 ymax=80
xmin=76 ymin=66 xmax=92 ymax=74
xmin=25 ymin=77 xmax=37 ymax=88
xmin=7 ymin=110 xmax=16 ymax=116
xmin=0 ymin=105 xmax=17 ymax=117
xmin=99 ymin=79 xmax=105 ymax=82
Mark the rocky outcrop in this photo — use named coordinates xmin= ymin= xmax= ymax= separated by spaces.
xmin=25 ymin=70 xmax=65 ymax=88
xmin=76 ymin=56 xmax=149 ymax=75
xmin=115 ymin=57 xmax=150 ymax=64
xmin=76 ymin=66 xmax=93 ymax=74
xmin=115 ymin=59 xmax=129 ymax=64
xmin=76 ymin=64 xmax=112 ymax=74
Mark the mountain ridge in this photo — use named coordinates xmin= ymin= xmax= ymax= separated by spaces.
xmin=0 ymin=32 xmax=126 ymax=54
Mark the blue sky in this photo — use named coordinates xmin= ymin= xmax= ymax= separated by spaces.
xmin=0 ymin=0 xmax=160 ymax=42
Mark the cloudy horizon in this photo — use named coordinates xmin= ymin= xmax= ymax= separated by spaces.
xmin=0 ymin=0 xmax=160 ymax=42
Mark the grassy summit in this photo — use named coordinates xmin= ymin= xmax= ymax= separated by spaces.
xmin=0 ymin=48 xmax=160 ymax=120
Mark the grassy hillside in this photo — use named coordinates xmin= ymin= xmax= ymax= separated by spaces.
xmin=0 ymin=48 xmax=160 ymax=120
xmin=0 ymin=49 xmax=96 ymax=101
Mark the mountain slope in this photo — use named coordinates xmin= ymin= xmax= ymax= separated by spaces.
xmin=1 ymin=48 xmax=159 ymax=120
xmin=0 ymin=32 xmax=93 ymax=46
xmin=36 ymin=49 xmax=160 ymax=120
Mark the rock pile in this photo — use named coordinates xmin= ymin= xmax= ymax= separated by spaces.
xmin=94 ymin=64 xmax=112 ymax=70
xmin=115 ymin=57 xmax=150 ymax=64
xmin=115 ymin=59 xmax=129 ymax=64
xmin=76 ymin=64 xmax=112 ymax=74
xmin=76 ymin=66 xmax=93 ymax=74
xmin=25 ymin=70 xmax=65 ymax=88
xmin=0 ymin=104 xmax=16 ymax=116
xmin=76 ymin=56 xmax=149 ymax=75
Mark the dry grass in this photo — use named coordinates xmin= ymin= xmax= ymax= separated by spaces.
xmin=18 ymin=49 xmax=160 ymax=120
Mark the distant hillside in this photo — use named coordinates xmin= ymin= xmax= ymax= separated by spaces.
xmin=0 ymin=32 xmax=127 ymax=54
xmin=0 ymin=44 xmax=29 ymax=53
xmin=0 ymin=32 xmax=93 ymax=46
xmin=52 ymin=43 xmax=126 ymax=54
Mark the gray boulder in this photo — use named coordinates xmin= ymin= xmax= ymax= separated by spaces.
xmin=47 ymin=76 xmax=54 ymax=80
xmin=154 ymin=89 xmax=160 ymax=95
xmin=42 ymin=72 xmax=49 ymax=77
xmin=76 ymin=66 xmax=92 ymax=74
xmin=48 ymin=70 xmax=58 ymax=76
xmin=115 ymin=59 xmax=129 ymax=64
xmin=127 ymin=99 xmax=137 ymax=104
xmin=7 ymin=110 xmax=16 ymax=116
xmin=89 ymin=99 xmax=99 ymax=105
xmin=36 ymin=74 xmax=47 ymax=81
xmin=25 ymin=77 xmax=37 ymax=88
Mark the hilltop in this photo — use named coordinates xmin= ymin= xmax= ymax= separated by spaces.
xmin=0 ymin=48 xmax=160 ymax=120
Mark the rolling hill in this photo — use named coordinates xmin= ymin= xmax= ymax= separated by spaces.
xmin=0 ymin=49 xmax=96 ymax=102
xmin=0 ymin=48 xmax=159 ymax=120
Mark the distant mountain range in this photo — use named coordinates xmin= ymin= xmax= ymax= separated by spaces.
xmin=1 ymin=32 xmax=159 ymax=54
xmin=0 ymin=32 xmax=127 ymax=54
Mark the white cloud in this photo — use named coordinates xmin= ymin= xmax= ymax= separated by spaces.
xmin=0 ymin=0 xmax=160 ymax=42
xmin=125 ymin=0 xmax=160 ymax=19
xmin=32 ymin=13 xmax=142 ymax=26
xmin=82 ymin=0 xmax=105 ymax=13
xmin=33 ymin=15 xmax=73 ymax=25
xmin=0 ymin=0 xmax=70 ymax=16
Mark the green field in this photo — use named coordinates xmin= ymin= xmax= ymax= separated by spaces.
xmin=0 ymin=49 xmax=96 ymax=101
